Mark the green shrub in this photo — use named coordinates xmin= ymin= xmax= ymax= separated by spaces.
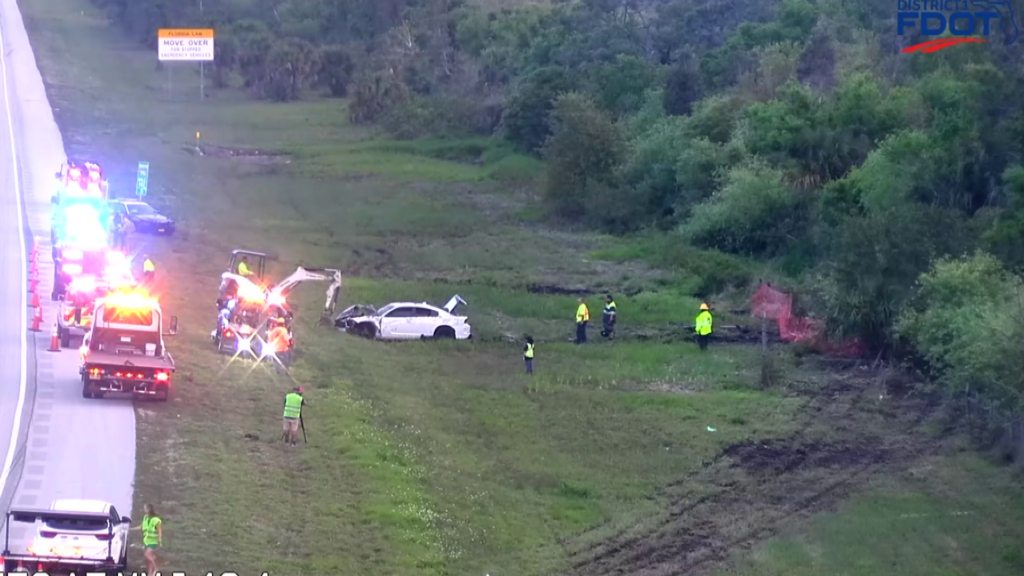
xmin=681 ymin=159 xmax=810 ymax=256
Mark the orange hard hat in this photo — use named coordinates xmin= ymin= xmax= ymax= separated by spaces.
xmin=700 ymin=303 xmax=709 ymax=311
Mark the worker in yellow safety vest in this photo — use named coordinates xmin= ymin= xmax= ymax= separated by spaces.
xmin=575 ymin=298 xmax=590 ymax=344
xmin=131 ymin=503 xmax=162 ymax=576
xmin=523 ymin=335 xmax=535 ymax=374
xmin=695 ymin=302 xmax=713 ymax=351
xmin=282 ymin=386 xmax=306 ymax=446
xmin=237 ymin=257 xmax=253 ymax=276
xmin=142 ymin=256 xmax=155 ymax=284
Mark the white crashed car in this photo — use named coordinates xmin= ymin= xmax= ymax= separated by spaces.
xmin=7 ymin=499 xmax=131 ymax=574
xmin=335 ymin=295 xmax=472 ymax=340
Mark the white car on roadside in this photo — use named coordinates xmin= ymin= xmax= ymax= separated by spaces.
xmin=335 ymin=295 xmax=472 ymax=340
xmin=4 ymin=499 xmax=132 ymax=574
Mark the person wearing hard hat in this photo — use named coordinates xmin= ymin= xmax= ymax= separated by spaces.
xmin=267 ymin=316 xmax=292 ymax=366
xmin=695 ymin=302 xmax=713 ymax=351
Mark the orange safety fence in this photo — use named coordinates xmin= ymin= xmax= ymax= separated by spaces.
xmin=750 ymin=284 xmax=865 ymax=358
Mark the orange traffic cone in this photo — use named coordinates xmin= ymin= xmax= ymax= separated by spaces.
xmin=28 ymin=277 xmax=38 ymax=293
xmin=30 ymin=291 xmax=40 ymax=308
xmin=30 ymin=306 xmax=41 ymax=332
xmin=48 ymin=323 xmax=60 ymax=352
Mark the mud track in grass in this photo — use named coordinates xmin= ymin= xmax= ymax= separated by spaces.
xmin=566 ymin=366 xmax=950 ymax=576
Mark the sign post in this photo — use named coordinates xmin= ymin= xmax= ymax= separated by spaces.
xmin=157 ymin=29 xmax=215 ymax=101
xmin=136 ymin=161 xmax=149 ymax=200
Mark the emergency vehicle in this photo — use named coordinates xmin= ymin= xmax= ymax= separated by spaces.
xmin=52 ymin=247 xmax=128 ymax=302
xmin=79 ymin=291 xmax=177 ymax=401
xmin=52 ymin=159 xmax=108 ymax=204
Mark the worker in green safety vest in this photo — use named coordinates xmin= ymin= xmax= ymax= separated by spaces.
xmin=695 ymin=302 xmax=713 ymax=351
xmin=283 ymin=386 xmax=306 ymax=446
xmin=131 ymin=503 xmax=162 ymax=576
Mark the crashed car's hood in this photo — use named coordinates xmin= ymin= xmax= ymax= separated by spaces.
xmin=335 ymin=304 xmax=377 ymax=322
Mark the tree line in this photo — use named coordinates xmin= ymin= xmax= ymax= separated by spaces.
xmin=93 ymin=0 xmax=1024 ymax=441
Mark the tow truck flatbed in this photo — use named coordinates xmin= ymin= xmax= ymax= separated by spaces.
xmin=81 ymin=350 xmax=175 ymax=369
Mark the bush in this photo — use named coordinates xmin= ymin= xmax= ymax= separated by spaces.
xmin=318 ymin=45 xmax=356 ymax=97
xmin=380 ymin=95 xmax=494 ymax=139
xmin=501 ymin=67 xmax=580 ymax=154
xmin=898 ymin=252 xmax=1024 ymax=409
xmin=542 ymin=92 xmax=626 ymax=223
xmin=680 ymin=159 xmax=809 ymax=256
xmin=813 ymin=205 xmax=973 ymax=347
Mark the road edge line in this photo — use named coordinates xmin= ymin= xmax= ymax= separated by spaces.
xmin=0 ymin=7 xmax=30 ymax=501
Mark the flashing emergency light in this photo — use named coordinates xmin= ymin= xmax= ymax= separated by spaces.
xmin=236 ymin=281 xmax=267 ymax=303
xmin=237 ymin=338 xmax=251 ymax=352
xmin=155 ymin=372 xmax=169 ymax=382
xmin=69 ymin=168 xmax=81 ymax=180
xmin=68 ymin=276 xmax=97 ymax=293
xmin=101 ymin=291 xmax=158 ymax=311
xmin=61 ymin=263 xmax=83 ymax=275
xmin=62 ymin=249 xmax=84 ymax=260
xmin=267 ymin=292 xmax=286 ymax=306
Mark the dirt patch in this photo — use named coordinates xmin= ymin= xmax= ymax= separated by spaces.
xmin=194 ymin=144 xmax=292 ymax=164
xmin=566 ymin=365 xmax=948 ymax=576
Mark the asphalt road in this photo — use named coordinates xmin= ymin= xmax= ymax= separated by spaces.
xmin=0 ymin=0 xmax=137 ymax=556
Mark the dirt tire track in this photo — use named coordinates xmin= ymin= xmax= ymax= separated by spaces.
xmin=566 ymin=367 xmax=947 ymax=576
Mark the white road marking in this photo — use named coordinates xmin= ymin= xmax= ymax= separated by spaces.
xmin=0 ymin=15 xmax=30 ymax=496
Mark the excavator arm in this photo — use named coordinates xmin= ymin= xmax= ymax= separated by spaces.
xmin=269 ymin=267 xmax=343 ymax=320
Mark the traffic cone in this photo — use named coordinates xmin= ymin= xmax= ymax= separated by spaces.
xmin=29 ymin=276 xmax=38 ymax=293
xmin=48 ymin=323 xmax=60 ymax=352
xmin=30 ymin=306 xmax=41 ymax=332
xmin=30 ymin=290 xmax=39 ymax=308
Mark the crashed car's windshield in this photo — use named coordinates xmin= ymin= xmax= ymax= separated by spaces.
xmin=376 ymin=303 xmax=397 ymax=316
xmin=127 ymin=203 xmax=156 ymax=215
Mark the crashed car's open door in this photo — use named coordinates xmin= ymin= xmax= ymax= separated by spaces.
xmin=1 ymin=508 xmax=123 ymax=572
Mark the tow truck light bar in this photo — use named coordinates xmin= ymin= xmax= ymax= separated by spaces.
xmin=62 ymin=263 xmax=83 ymax=275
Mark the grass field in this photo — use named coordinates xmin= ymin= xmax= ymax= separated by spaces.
xmin=18 ymin=0 xmax=1024 ymax=574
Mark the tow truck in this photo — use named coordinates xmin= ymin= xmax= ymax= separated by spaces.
xmin=52 ymin=159 xmax=109 ymax=205
xmin=212 ymin=266 xmax=341 ymax=356
xmin=79 ymin=291 xmax=177 ymax=401
xmin=1 ymin=502 xmax=130 ymax=575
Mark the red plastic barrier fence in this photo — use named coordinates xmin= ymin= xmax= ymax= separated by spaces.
xmin=750 ymin=284 xmax=865 ymax=358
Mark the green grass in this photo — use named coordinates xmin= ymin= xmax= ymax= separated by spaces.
xmin=20 ymin=0 xmax=791 ymax=574
xmin=20 ymin=0 xmax=1024 ymax=574
xmin=718 ymin=453 xmax=1024 ymax=576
